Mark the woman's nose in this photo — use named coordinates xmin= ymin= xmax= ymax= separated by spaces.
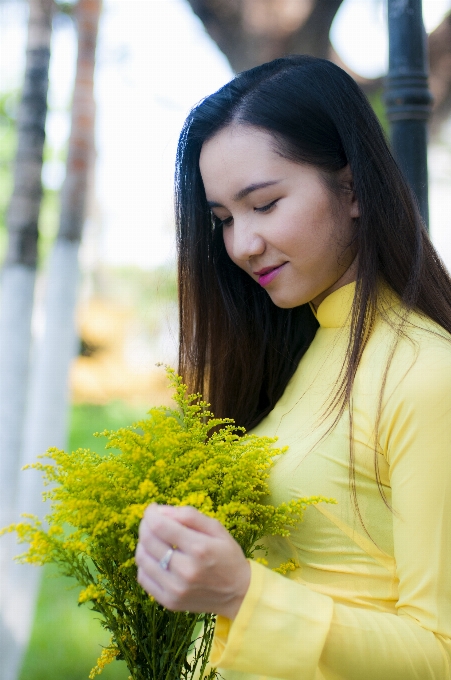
xmin=227 ymin=222 xmax=266 ymax=262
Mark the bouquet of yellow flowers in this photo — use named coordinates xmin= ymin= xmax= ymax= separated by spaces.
xmin=3 ymin=369 xmax=333 ymax=680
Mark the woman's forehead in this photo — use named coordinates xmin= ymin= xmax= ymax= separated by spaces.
xmin=200 ymin=124 xmax=274 ymax=159
xmin=199 ymin=126 xmax=289 ymax=191
xmin=199 ymin=125 xmax=326 ymax=207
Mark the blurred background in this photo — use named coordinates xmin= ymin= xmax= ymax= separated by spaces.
xmin=0 ymin=0 xmax=450 ymax=678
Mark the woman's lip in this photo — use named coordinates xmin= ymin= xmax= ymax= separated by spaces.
xmin=256 ymin=263 xmax=287 ymax=286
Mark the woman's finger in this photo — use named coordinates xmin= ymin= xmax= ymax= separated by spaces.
xmin=135 ymin=541 xmax=184 ymax=585
xmin=136 ymin=541 xmax=196 ymax=611
xmin=136 ymin=564 xmax=165 ymax=601
xmin=136 ymin=525 xmax=192 ymax=578
xmin=140 ymin=505 xmax=206 ymax=554
xmin=157 ymin=505 xmax=228 ymax=538
xmin=136 ymin=503 xmax=250 ymax=616
xmin=137 ymin=522 xmax=176 ymax=561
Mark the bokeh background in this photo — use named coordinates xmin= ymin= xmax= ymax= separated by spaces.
xmin=1 ymin=1 xmax=451 ymax=678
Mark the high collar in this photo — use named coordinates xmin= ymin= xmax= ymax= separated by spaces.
xmin=310 ymin=282 xmax=356 ymax=328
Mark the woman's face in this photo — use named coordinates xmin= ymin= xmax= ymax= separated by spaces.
xmin=199 ymin=124 xmax=360 ymax=309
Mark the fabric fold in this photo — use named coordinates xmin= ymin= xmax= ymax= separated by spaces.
xmin=211 ymin=560 xmax=334 ymax=680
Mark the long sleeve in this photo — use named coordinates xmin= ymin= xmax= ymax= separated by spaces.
xmin=212 ymin=561 xmax=451 ymax=680
xmin=210 ymin=315 xmax=451 ymax=680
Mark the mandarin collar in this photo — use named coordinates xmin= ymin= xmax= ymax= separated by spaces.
xmin=309 ymin=282 xmax=356 ymax=328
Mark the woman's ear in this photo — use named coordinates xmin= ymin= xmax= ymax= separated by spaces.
xmin=339 ymin=164 xmax=360 ymax=219
xmin=350 ymin=187 xmax=360 ymax=219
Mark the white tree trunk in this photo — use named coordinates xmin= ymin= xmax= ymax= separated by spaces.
xmin=21 ymin=242 xmax=80 ymax=465
xmin=0 ymin=267 xmax=36 ymax=680
xmin=0 ymin=0 xmax=53 ymax=675
xmin=2 ymin=2 xmax=101 ymax=676
xmin=0 ymin=0 xmax=53 ymax=541
xmin=1 ymin=241 xmax=80 ymax=680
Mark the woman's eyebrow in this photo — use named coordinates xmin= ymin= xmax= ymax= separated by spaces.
xmin=207 ymin=180 xmax=281 ymax=208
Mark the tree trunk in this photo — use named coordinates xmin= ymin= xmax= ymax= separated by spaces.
xmin=185 ymin=0 xmax=451 ymax=129
xmin=428 ymin=12 xmax=451 ymax=134
xmin=185 ymin=0 xmax=343 ymax=72
xmin=0 ymin=1 xmax=53 ymax=678
xmin=6 ymin=2 xmax=101 ymax=675
xmin=20 ymin=0 xmax=100 ymax=490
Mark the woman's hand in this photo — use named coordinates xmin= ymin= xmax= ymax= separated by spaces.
xmin=135 ymin=504 xmax=251 ymax=620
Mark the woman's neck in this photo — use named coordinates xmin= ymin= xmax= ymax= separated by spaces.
xmin=310 ymin=256 xmax=358 ymax=311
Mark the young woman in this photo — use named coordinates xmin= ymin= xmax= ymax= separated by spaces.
xmin=135 ymin=56 xmax=451 ymax=679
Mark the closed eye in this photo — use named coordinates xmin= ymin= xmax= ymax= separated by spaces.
xmin=254 ymin=199 xmax=279 ymax=213
xmin=213 ymin=214 xmax=233 ymax=228
xmin=212 ymin=198 xmax=278 ymax=227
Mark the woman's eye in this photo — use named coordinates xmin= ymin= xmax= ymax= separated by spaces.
xmin=214 ymin=215 xmax=233 ymax=228
xmin=255 ymin=199 xmax=278 ymax=213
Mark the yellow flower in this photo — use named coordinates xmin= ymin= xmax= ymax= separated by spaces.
xmin=273 ymin=559 xmax=301 ymax=575
xmin=3 ymin=367 xmax=335 ymax=680
xmin=89 ymin=644 xmax=119 ymax=678
xmin=78 ymin=584 xmax=107 ymax=604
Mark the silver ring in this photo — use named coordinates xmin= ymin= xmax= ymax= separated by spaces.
xmin=159 ymin=547 xmax=174 ymax=571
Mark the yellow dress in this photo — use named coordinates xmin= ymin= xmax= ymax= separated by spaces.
xmin=210 ymin=282 xmax=451 ymax=680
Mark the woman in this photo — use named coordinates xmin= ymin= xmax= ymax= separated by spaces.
xmin=135 ymin=56 xmax=451 ymax=679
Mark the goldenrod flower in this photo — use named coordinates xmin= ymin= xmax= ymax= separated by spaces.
xmin=89 ymin=643 xmax=120 ymax=678
xmin=3 ymin=368 xmax=334 ymax=680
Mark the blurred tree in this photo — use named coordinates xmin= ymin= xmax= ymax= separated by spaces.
xmin=186 ymin=0 xmax=343 ymax=71
xmin=429 ymin=11 xmax=451 ymax=133
xmin=0 ymin=1 xmax=54 ymax=678
xmin=0 ymin=92 xmax=18 ymax=256
xmin=19 ymin=0 xmax=101 ymax=503
xmin=0 ymin=0 xmax=102 ymax=678
xmin=20 ymin=0 xmax=101 ymax=471
xmin=185 ymin=0 xmax=451 ymax=129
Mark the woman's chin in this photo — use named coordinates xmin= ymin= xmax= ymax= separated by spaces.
xmin=266 ymin=291 xmax=308 ymax=309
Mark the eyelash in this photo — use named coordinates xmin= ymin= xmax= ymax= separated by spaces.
xmin=255 ymin=199 xmax=278 ymax=213
xmin=213 ymin=200 xmax=279 ymax=228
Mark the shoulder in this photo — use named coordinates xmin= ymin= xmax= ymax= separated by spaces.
xmin=388 ymin=310 xmax=451 ymax=396
xmin=356 ymin=290 xmax=451 ymax=409
xmin=366 ymin=284 xmax=451 ymax=392
xmin=373 ymin=308 xmax=451 ymax=466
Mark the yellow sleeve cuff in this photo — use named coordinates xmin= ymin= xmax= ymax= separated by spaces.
xmin=211 ymin=560 xmax=334 ymax=680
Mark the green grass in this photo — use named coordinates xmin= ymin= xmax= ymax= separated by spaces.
xmin=68 ymin=401 xmax=149 ymax=453
xmin=19 ymin=401 xmax=149 ymax=680
xmin=19 ymin=566 xmax=129 ymax=680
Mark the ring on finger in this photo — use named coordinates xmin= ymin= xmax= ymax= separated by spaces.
xmin=159 ymin=547 xmax=175 ymax=571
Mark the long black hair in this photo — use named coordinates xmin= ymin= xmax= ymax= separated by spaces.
xmin=175 ymin=55 xmax=451 ymax=514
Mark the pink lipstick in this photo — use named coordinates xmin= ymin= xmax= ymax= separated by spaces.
xmin=254 ymin=263 xmax=287 ymax=287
